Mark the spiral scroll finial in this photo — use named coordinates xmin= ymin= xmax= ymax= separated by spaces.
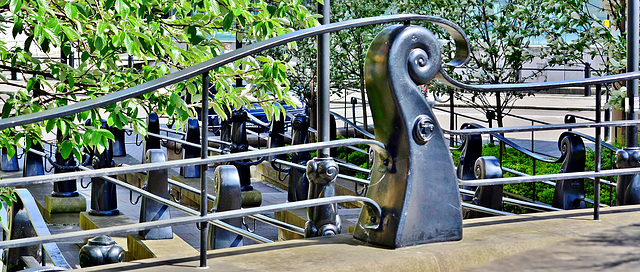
xmin=408 ymin=44 xmax=440 ymax=85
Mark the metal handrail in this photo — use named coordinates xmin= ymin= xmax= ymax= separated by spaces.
xmin=0 ymin=139 xmax=384 ymax=187
xmin=459 ymin=167 xmax=640 ymax=187
xmin=0 ymin=196 xmax=382 ymax=250
xmin=330 ymin=111 xmax=375 ymax=139
xmin=439 ymin=69 xmax=640 ymax=92
xmin=446 ymin=120 xmax=640 ymax=135
xmin=0 ymin=14 xmax=468 ymax=130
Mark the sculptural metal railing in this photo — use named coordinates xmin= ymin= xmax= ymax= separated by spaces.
xmin=1 ymin=13 xmax=640 ymax=269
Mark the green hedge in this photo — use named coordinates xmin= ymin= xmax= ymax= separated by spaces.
xmin=451 ymin=143 xmax=618 ymax=213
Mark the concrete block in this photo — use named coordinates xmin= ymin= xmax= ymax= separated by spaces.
xmin=241 ymin=189 xmax=262 ymax=208
xmin=45 ymin=195 xmax=86 ymax=213
xmin=127 ymin=234 xmax=198 ymax=261
xmin=79 ymin=211 xmax=134 ymax=247
xmin=274 ymin=209 xmax=306 ymax=241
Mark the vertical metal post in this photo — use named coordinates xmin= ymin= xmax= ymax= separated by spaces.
xmin=10 ymin=69 xmax=17 ymax=80
xmin=532 ymin=121 xmax=536 ymax=202
xmin=89 ymin=120 xmax=118 ymax=216
xmin=487 ymin=110 xmax=495 ymax=144
xmin=60 ymin=51 xmax=67 ymax=66
xmin=584 ymin=62 xmax=591 ymax=96
xmin=236 ymin=34 xmax=243 ymax=89
xmin=627 ymin=0 xmax=639 ymax=147
xmin=351 ymin=97 xmax=358 ymax=138
xmin=595 ymin=84 xmax=602 ymax=220
xmin=449 ymin=89 xmax=455 ymax=146
xmin=69 ymin=51 xmax=75 ymax=68
xmin=317 ymin=0 xmax=330 ymax=157
xmin=605 ymin=89 xmax=611 ymax=141
xmin=200 ymin=72 xmax=210 ymax=268
xmin=128 ymin=55 xmax=134 ymax=69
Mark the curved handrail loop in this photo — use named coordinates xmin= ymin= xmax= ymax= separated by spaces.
xmin=0 ymin=14 xmax=469 ymax=130
xmin=438 ymin=68 xmax=640 ymax=92
xmin=463 ymin=123 xmax=561 ymax=163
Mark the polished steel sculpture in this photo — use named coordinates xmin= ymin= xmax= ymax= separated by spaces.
xmin=23 ymin=142 xmax=44 ymax=177
xmin=1 ymin=146 xmax=19 ymax=172
xmin=353 ymin=24 xmax=463 ymax=248
xmin=616 ymin=147 xmax=640 ymax=205
xmin=89 ymin=121 xmax=118 ymax=216
xmin=457 ymin=124 xmax=483 ymax=203
xmin=469 ymin=156 xmax=504 ymax=218
xmin=79 ymin=236 xmax=124 ymax=268
xmin=305 ymin=157 xmax=341 ymax=237
xmin=209 ymin=166 xmax=244 ymax=249
xmin=230 ymin=109 xmax=253 ymax=192
xmin=181 ymin=117 xmax=201 ymax=178
xmin=289 ymin=113 xmax=311 ymax=202
xmin=52 ymin=130 xmax=78 ymax=197
xmin=554 ymin=133 xmax=586 ymax=209
xmin=139 ymin=149 xmax=173 ymax=239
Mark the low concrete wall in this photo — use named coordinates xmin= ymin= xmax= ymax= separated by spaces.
xmin=84 ymin=205 xmax=640 ymax=271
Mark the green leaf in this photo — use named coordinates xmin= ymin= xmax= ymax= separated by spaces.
xmin=222 ymin=11 xmax=235 ymax=31
xmin=60 ymin=141 xmax=73 ymax=159
xmin=105 ymin=0 xmax=115 ymax=10
xmin=2 ymin=101 xmax=13 ymax=118
xmin=94 ymin=36 xmax=105 ymax=51
xmin=97 ymin=129 xmax=114 ymax=140
xmin=81 ymin=52 xmax=90 ymax=62
xmin=45 ymin=119 xmax=56 ymax=132
xmin=12 ymin=17 xmax=22 ymax=38
xmin=5 ymin=144 xmax=15 ymax=159
xmin=255 ymin=56 xmax=270 ymax=63
xmin=73 ymin=3 xmax=88 ymax=17
xmin=124 ymin=35 xmax=136 ymax=54
xmin=26 ymin=77 xmax=37 ymax=91
xmin=9 ymin=0 xmax=22 ymax=13
xmin=67 ymin=74 xmax=75 ymax=88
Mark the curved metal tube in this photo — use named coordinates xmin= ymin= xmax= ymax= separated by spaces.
xmin=446 ymin=120 xmax=640 ymax=135
xmin=462 ymin=123 xmax=560 ymax=163
xmin=438 ymin=67 xmax=640 ymax=92
xmin=0 ymin=14 xmax=468 ymax=130
xmin=330 ymin=111 xmax=375 ymax=139
xmin=0 ymin=139 xmax=385 ymax=187
xmin=566 ymin=131 xmax=618 ymax=152
xmin=0 ymin=195 xmax=382 ymax=250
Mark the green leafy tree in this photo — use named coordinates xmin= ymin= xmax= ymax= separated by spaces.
xmin=0 ymin=0 xmax=319 ymax=160
xmin=403 ymin=0 xmax=559 ymax=128
xmin=269 ymin=0 xmax=389 ymax=131
xmin=544 ymin=0 xmax=625 ymax=76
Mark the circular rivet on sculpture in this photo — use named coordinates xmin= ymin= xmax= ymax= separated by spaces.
xmin=412 ymin=115 xmax=435 ymax=145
